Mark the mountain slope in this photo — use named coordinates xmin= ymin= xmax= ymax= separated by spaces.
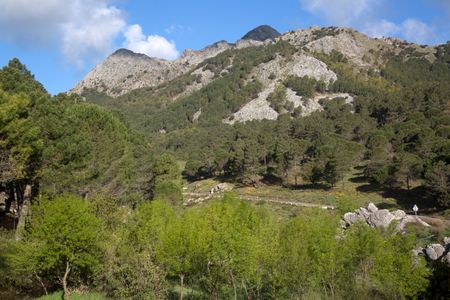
xmin=75 ymin=26 xmax=446 ymax=133
xmin=72 ymin=41 xmax=233 ymax=97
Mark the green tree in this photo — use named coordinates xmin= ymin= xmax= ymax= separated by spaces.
xmin=0 ymin=89 xmax=43 ymax=234
xmin=425 ymin=161 xmax=450 ymax=207
xmin=9 ymin=195 xmax=100 ymax=299
xmin=147 ymin=153 xmax=181 ymax=199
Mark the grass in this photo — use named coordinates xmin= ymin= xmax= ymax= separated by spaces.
xmin=36 ymin=291 xmax=107 ymax=300
xmin=183 ymin=167 xmax=396 ymax=208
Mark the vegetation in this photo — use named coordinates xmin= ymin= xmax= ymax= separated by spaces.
xmin=1 ymin=36 xmax=450 ymax=299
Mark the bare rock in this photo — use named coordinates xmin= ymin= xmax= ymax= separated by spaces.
xmin=223 ymin=84 xmax=278 ymax=124
xmin=355 ymin=207 xmax=370 ymax=219
xmin=192 ymin=108 xmax=202 ymax=122
xmin=367 ymin=202 xmax=378 ymax=213
xmin=444 ymin=237 xmax=450 ymax=246
xmin=210 ymin=183 xmax=232 ymax=194
xmin=343 ymin=212 xmax=365 ymax=226
xmin=425 ymin=244 xmax=445 ymax=260
xmin=367 ymin=209 xmax=395 ymax=228
xmin=392 ymin=209 xmax=406 ymax=220
xmin=72 ymin=41 xmax=232 ymax=97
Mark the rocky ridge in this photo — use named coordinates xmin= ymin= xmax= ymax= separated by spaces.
xmin=71 ymin=41 xmax=234 ymax=97
xmin=72 ymin=25 xmax=438 ymax=114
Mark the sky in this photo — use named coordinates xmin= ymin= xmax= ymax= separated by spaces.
xmin=0 ymin=0 xmax=449 ymax=95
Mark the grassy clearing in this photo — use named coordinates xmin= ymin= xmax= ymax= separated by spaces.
xmin=36 ymin=291 xmax=107 ymax=300
xmin=184 ymin=167 xmax=397 ymax=208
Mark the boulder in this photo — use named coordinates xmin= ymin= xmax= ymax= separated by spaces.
xmin=444 ymin=236 xmax=450 ymax=246
xmin=343 ymin=212 xmax=365 ymax=226
xmin=355 ymin=207 xmax=370 ymax=219
xmin=392 ymin=209 xmax=406 ymax=220
xmin=210 ymin=182 xmax=232 ymax=194
xmin=425 ymin=244 xmax=445 ymax=260
xmin=367 ymin=209 xmax=395 ymax=228
xmin=367 ymin=202 xmax=378 ymax=213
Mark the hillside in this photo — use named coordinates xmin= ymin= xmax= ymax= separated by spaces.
xmin=74 ymin=25 xmax=450 ymax=209
xmin=75 ymin=25 xmax=443 ymax=130
xmin=1 ymin=24 xmax=450 ymax=300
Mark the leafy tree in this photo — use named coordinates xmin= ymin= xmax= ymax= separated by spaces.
xmin=97 ymin=222 xmax=167 ymax=299
xmin=154 ymin=180 xmax=183 ymax=206
xmin=267 ymin=84 xmax=287 ymax=113
xmin=0 ymin=89 xmax=43 ymax=229
xmin=184 ymin=158 xmax=203 ymax=179
xmin=425 ymin=161 xmax=450 ymax=207
xmin=0 ymin=58 xmax=48 ymax=100
xmin=8 ymin=195 xmax=100 ymax=299
xmin=147 ymin=153 xmax=181 ymax=198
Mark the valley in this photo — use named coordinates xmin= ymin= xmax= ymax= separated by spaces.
xmin=1 ymin=23 xmax=450 ymax=299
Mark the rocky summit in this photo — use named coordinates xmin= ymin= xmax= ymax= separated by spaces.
xmin=241 ymin=25 xmax=281 ymax=41
xmin=72 ymin=25 xmax=438 ymax=126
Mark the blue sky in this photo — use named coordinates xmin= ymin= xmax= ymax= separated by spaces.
xmin=0 ymin=0 xmax=449 ymax=95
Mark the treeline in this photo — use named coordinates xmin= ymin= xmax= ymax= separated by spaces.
xmin=0 ymin=193 xmax=432 ymax=299
xmin=0 ymin=59 xmax=156 ymax=225
xmin=85 ymin=41 xmax=450 ymax=207
xmin=150 ymin=45 xmax=450 ymax=207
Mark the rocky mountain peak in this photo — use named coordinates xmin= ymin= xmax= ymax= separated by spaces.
xmin=112 ymin=48 xmax=169 ymax=61
xmin=112 ymin=48 xmax=137 ymax=57
xmin=241 ymin=25 xmax=281 ymax=41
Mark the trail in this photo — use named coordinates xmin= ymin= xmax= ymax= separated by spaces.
xmin=183 ymin=192 xmax=450 ymax=226
xmin=183 ymin=192 xmax=335 ymax=209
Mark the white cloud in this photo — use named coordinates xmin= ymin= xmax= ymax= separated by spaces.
xmin=300 ymin=0 xmax=373 ymax=25
xmin=123 ymin=24 xmax=179 ymax=60
xmin=363 ymin=19 xmax=399 ymax=38
xmin=401 ymin=19 xmax=436 ymax=45
xmin=300 ymin=0 xmax=441 ymax=45
xmin=0 ymin=0 xmax=126 ymax=67
xmin=363 ymin=18 xmax=437 ymax=45
xmin=164 ymin=24 xmax=192 ymax=35
xmin=61 ymin=4 xmax=126 ymax=68
xmin=0 ymin=0 xmax=68 ymax=44
xmin=0 ymin=0 xmax=180 ymax=67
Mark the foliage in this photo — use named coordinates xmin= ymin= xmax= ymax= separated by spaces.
xmin=7 ymin=195 xmax=101 ymax=295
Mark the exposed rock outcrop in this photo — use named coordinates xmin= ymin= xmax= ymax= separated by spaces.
xmin=415 ymin=238 xmax=450 ymax=264
xmin=223 ymin=84 xmax=278 ymax=124
xmin=341 ymin=203 xmax=431 ymax=230
xmin=72 ymin=25 xmax=437 ymax=106
xmin=72 ymin=41 xmax=233 ymax=97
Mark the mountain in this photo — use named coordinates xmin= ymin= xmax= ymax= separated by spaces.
xmin=72 ymin=41 xmax=232 ymax=97
xmin=73 ymin=25 xmax=443 ymax=129
xmin=241 ymin=25 xmax=281 ymax=41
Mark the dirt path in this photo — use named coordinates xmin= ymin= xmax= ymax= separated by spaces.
xmin=183 ymin=192 xmax=450 ymax=227
xmin=183 ymin=192 xmax=335 ymax=209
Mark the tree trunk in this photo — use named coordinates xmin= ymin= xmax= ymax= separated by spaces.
xmin=62 ymin=261 xmax=71 ymax=300
xmin=179 ymin=274 xmax=184 ymax=300
xmin=230 ymin=271 xmax=237 ymax=300
xmin=35 ymin=272 xmax=48 ymax=296
xmin=210 ymin=287 xmax=218 ymax=300
xmin=15 ymin=184 xmax=31 ymax=241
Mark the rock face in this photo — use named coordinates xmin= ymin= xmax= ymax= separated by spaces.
xmin=416 ymin=239 xmax=450 ymax=264
xmin=241 ymin=25 xmax=281 ymax=41
xmin=72 ymin=24 xmax=437 ymax=111
xmin=223 ymin=84 xmax=278 ymax=124
xmin=72 ymin=41 xmax=233 ymax=97
xmin=341 ymin=203 xmax=431 ymax=230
